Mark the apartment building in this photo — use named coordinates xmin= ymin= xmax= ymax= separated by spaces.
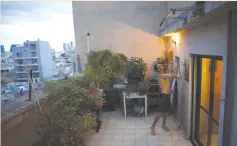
xmin=72 ymin=2 xmax=237 ymax=146
xmin=11 ymin=40 xmax=53 ymax=83
xmin=63 ymin=41 xmax=75 ymax=53
xmin=1 ymin=45 xmax=5 ymax=56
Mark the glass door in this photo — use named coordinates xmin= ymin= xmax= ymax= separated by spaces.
xmin=194 ymin=56 xmax=222 ymax=146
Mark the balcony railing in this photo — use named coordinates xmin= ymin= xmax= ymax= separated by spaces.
xmin=16 ymin=77 xmax=29 ymax=81
xmin=25 ymin=56 xmax=37 ymax=59
xmin=15 ymin=57 xmax=24 ymax=60
xmin=27 ymin=63 xmax=38 ymax=66
xmin=15 ymin=56 xmax=37 ymax=60
xmin=15 ymin=70 xmax=39 ymax=74
xmin=15 ymin=64 xmax=26 ymax=66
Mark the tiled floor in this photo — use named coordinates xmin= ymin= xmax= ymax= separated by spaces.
xmin=87 ymin=110 xmax=193 ymax=146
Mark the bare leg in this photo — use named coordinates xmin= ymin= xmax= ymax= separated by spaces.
xmin=162 ymin=112 xmax=169 ymax=132
xmin=150 ymin=112 xmax=162 ymax=135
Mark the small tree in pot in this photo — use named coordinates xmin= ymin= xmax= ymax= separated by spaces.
xmin=125 ymin=57 xmax=147 ymax=84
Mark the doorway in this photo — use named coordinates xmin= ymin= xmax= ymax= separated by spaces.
xmin=192 ymin=55 xmax=223 ymax=146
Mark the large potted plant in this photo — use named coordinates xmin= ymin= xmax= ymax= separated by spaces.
xmin=84 ymin=50 xmax=127 ymax=110
xmin=125 ymin=57 xmax=147 ymax=85
xmin=84 ymin=51 xmax=107 ymax=109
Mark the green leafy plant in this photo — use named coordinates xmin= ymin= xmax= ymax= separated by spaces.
xmin=84 ymin=49 xmax=127 ymax=89
xmin=156 ymin=57 xmax=175 ymax=73
xmin=157 ymin=57 xmax=168 ymax=65
xmin=125 ymin=57 xmax=147 ymax=78
xmin=123 ymin=80 xmax=148 ymax=96
xmin=34 ymin=77 xmax=96 ymax=146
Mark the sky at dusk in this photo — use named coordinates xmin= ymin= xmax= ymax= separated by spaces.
xmin=0 ymin=1 xmax=75 ymax=51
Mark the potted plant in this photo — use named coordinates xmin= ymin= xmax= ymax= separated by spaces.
xmin=125 ymin=57 xmax=147 ymax=85
xmin=84 ymin=51 xmax=106 ymax=109
xmin=84 ymin=50 xmax=127 ymax=110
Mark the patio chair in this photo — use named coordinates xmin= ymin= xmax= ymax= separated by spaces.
xmin=147 ymin=79 xmax=161 ymax=107
xmin=103 ymin=88 xmax=117 ymax=111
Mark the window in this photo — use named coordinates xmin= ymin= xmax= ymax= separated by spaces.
xmin=16 ymin=52 xmax=22 ymax=57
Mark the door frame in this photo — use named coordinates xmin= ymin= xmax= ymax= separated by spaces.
xmin=190 ymin=54 xmax=223 ymax=146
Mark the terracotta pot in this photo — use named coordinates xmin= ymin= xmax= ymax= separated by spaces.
xmin=96 ymin=99 xmax=104 ymax=109
xmin=90 ymin=87 xmax=104 ymax=109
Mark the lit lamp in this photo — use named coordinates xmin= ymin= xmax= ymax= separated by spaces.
xmin=172 ymin=33 xmax=180 ymax=46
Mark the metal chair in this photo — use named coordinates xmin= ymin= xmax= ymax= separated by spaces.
xmin=147 ymin=79 xmax=161 ymax=107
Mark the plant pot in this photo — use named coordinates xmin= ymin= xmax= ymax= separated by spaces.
xmin=95 ymin=99 xmax=104 ymax=109
xmin=104 ymin=88 xmax=117 ymax=111
xmin=126 ymin=75 xmax=142 ymax=85
xmin=90 ymin=88 xmax=104 ymax=109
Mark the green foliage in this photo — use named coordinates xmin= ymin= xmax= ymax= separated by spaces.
xmin=157 ymin=57 xmax=168 ymax=65
xmin=125 ymin=57 xmax=147 ymax=77
xmin=84 ymin=49 xmax=127 ymax=89
xmin=156 ymin=57 xmax=170 ymax=72
xmin=34 ymin=77 xmax=96 ymax=146
xmin=123 ymin=80 xmax=148 ymax=96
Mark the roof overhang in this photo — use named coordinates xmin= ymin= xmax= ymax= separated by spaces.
xmin=159 ymin=2 xmax=237 ymax=37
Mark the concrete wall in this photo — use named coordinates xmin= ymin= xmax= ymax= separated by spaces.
xmin=224 ymin=9 xmax=237 ymax=146
xmin=38 ymin=41 xmax=53 ymax=80
xmin=1 ymin=99 xmax=49 ymax=146
xmin=72 ymin=1 xmax=168 ymax=77
xmin=167 ymin=12 xmax=228 ymax=139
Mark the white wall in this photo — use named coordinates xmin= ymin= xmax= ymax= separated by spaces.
xmin=72 ymin=1 xmax=168 ymax=77
xmin=38 ymin=41 xmax=53 ymax=79
xmin=167 ymin=13 xmax=228 ymax=138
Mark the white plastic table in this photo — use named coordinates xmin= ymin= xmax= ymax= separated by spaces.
xmin=123 ymin=92 xmax=147 ymax=117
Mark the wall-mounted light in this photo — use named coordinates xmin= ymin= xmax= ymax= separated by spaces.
xmin=172 ymin=33 xmax=180 ymax=46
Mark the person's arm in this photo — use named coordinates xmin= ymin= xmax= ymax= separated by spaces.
xmin=160 ymin=73 xmax=178 ymax=79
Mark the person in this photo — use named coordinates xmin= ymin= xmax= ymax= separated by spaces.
xmin=150 ymin=63 xmax=178 ymax=135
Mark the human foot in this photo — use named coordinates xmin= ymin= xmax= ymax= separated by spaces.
xmin=150 ymin=127 xmax=156 ymax=135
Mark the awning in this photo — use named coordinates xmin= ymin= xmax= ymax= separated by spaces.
xmin=159 ymin=1 xmax=236 ymax=37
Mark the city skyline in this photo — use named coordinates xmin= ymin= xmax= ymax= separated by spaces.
xmin=0 ymin=1 xmax=75 ymax=51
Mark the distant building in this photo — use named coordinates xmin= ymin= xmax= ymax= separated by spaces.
xmin=1 ymin=51 xmax=13 ymax=72
xmin=51 ymin=49 xmax=56 ymax=61
xmin=70 ymin=41 xmax=74 ymax=50
xmin=1 ymin=45 xmax=5 ymax=56
xmin=63 ymin=41 xmax=75 ymax=53
xmin=63 ymin=43 xmax=68 ymax=53
xmin=11 ymin=40 xmax=53 ymax=83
